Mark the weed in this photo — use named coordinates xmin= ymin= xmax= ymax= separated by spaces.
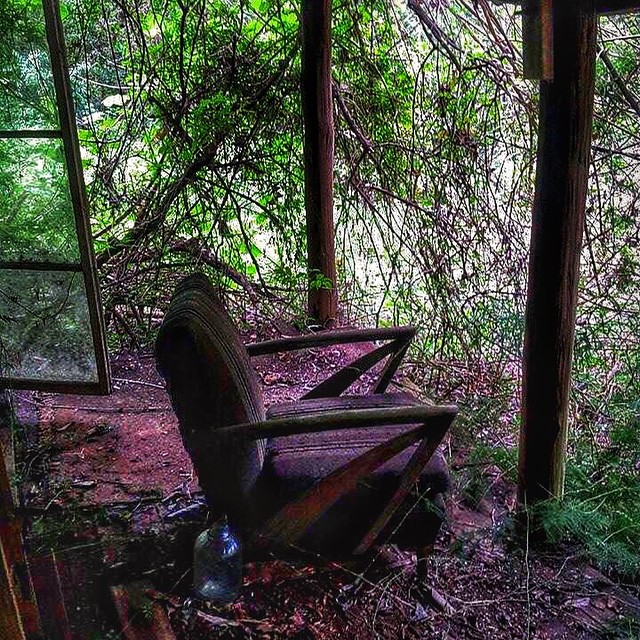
xmin=530 ymin=476 xmax=640 ymax=579
xmin=90 ymin=631 xmax=119 ymax=640
xmin=602 ymin=614 xmax=640 ymax=640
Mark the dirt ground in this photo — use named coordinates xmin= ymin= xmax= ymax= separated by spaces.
xmin=11 ymin=334 xmax=640 ymax=640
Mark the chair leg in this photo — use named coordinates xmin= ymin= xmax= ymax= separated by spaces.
xmin=415 ymin=492 xmax=446 ymax=581
xmin=416 ymin=543 xmax=434 ymax=581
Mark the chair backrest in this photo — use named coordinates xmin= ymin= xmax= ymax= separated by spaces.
xmin=155 ymin=274 xmax=266 ymax=524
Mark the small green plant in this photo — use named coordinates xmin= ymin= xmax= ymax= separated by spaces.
xmin=129 ymin=593 xmax=155 ymax=626
xmin=90 ymin=631 xmax=120 ymax=640
xmin=309 ymin=269 xmax=333 ymax=291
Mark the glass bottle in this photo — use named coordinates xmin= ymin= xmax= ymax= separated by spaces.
xmin=193 ymin=516 xmax=242 ymax=603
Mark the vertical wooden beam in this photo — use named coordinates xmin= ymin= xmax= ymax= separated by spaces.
xmin=518 ymin=0 xmax=597 ymax=504
xmin=522 ymin=0 xmax=554 ymax=80
xmin=1 ymin=534 xmax=26 ymax=640
xmin=43 ymin=0 xmax=112 ymax=394
xmin=1 ymin=400 xmax=43 ymax=638
xmin=1 ymin=418 xmax=26 ymax=640
xmin=301 ymin=0 xmax=338 ymax=326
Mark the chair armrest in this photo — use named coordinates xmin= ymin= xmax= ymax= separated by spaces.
xmin=245 ymin=326 xmax=416 ymax=356
xmin=211 ymin=402 xmax=457 ymax=442
xmin=246 ymin=326 xmax=416 ymax=396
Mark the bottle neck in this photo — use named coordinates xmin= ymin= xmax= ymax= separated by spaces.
xmin=207 ymin=517 xmax=231 ymax=540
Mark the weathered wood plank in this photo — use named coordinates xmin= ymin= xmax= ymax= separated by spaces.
xmin=519 ymin=0 xmax=597 ymax=503
xmin=0 ymin=534 xmax=26 ymax=640
xmin=30 ymin=551 xmax=73 ymax=640
xmin=111 ymin=583 xmax=177 ymax=640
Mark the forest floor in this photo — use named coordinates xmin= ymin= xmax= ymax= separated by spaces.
xmin=10 ymin=323 xmax=640 ymax=640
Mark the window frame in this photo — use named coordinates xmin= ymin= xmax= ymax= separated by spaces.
xmin=0 ymin=0 xmax=111 ymax=394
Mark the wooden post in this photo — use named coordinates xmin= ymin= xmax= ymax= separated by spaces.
xmin=0 ymin=395 xmax=24 ymax=640
xmin=1 ymin=427 xmax=26 ymax=640
xmin=1 ymin=482 xmax=42 ymax=637
xmin=522 ymin=0 xmax=554 ymax=80
xmin=518 ymin=0 xmax=597 ymax=504
xmin=1 ymin=535 xmax=26 ymax=640
xmin=301 ymin=0 xmax=338 ymax=325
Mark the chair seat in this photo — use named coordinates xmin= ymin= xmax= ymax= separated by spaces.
xmin=253 ymin=394 xmax=449 ymax=554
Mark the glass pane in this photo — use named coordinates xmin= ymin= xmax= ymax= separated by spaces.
xmin=0 ymin=138 xmax=80 ymax=262
xmin=0 ymin=269 xmax=98 ymax=382
xmin=0 ymin=0 xmax=59 ymax=129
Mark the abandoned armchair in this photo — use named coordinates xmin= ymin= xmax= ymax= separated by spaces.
xmin=155 ymin=273 xmax=457 ymax=572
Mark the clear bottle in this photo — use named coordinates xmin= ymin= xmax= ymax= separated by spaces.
xmin=193 ymin=516 xmax=242 ymax=603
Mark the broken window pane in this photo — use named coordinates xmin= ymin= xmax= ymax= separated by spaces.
xmin=0 ymin=269 xmax=98 ymax=382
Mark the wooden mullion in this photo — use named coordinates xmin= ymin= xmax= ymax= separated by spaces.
xmin=42 ymin=0 xmax=111 ymax=395
xmin=0 ymin=262 xmax=82 ymax=272
xmin=0 ymin=130 xmax=62 ymax=139
xmin=0 ymin=377 xmax=105 ymax=395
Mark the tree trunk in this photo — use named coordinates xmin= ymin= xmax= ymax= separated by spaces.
xmin=301 ymin=0 xmax=338 ymax=325
xmin=518 ymin=0 xmax=597 ymax=504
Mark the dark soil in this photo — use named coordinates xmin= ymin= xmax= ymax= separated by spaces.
xmin=11 ymin=332 xmax=640 ymax=640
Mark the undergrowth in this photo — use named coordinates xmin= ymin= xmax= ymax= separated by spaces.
xmin=532 ymin=407 xmax=640 ymax=579
xmin=443 ymin=350 xmax=640 ymax=581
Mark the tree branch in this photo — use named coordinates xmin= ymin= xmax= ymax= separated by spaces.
xmin=600 ymin=48 xmax=640 ymax=119
xmin=169 ymin=238 xmax=259 ymax=302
